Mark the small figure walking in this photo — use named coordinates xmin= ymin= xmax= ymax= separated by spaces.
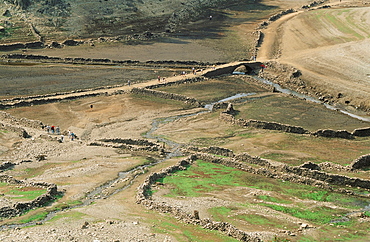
xmin=70 ymin=132 xmax=75 ymax=141
xmin=209 ymin=15 xmax=213 ymax=20
xmin=157 ymin=76 xmax=161 ymax=82
xmin=56 ymin=126 xmax=60 ymax=135
xmin=128 ymin=80 xmax=131 ymax=86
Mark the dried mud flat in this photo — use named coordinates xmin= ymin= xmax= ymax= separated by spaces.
xmin=0 ymin=0 xmax=370 ymax=241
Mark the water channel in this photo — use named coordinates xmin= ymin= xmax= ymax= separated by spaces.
xmin=1 ymin=74 xmax=369 ymax=230
xmin=0 ymin=92 xmax=254 ymax=230
xmin=252 ymin=75 xmax=370 ymax=122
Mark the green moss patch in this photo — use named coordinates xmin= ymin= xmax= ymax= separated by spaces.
xmin=0 ymin=182 xmax=47 ymax=202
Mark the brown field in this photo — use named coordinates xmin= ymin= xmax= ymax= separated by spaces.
xmin=0 ymin=0 xmax=370 ymax=241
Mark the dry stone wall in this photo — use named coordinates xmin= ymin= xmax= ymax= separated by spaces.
xmin=1 ymin=54 xmax=215 ymax=68
xmin=136 ymin=155 xmax=265 ymax=242
xmin=352 ymin=127 xmax=370 ymax=137
xmin=145 ymin=76 xmax=206 ymax=89
xmin=131 ymin=88 xmax=202 ymax=107
xmin=89 ymin=138 xmax=165 ymax=154
xmin=0 ymin=175 xmax=59 ymax=218
xmin=220 ymin=112 xmax=308 ymax=135
xmin=0 ymin=92 xmax=104 ymax=110
xmin=0 ymin=122 xmax=30 ymax=138
xmin=185 ymin=146 xmax=234 ymax=157
xmin=220 ymin=109 xmax=370 ymax=139
xmin=137 ymin=151 xmax=370 ymax=241
xmin=0 ymin=111 xmax=43 ymax=129
xmin=350 ymin=154 xmax=370 ymax=170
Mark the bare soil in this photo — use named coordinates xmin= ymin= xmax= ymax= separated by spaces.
xmin=0 ymin=0 xmax=370 ymax=241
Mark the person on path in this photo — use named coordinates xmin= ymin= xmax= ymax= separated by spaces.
xmin=70 ymin=132 xmax=75 ymax=141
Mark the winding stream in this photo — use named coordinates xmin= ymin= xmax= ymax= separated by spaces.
xmin=0 ymin=92 xmax=253 ymax=230
xmin=253 ymin=76 xmax=370 ymax=122
xmin=1 ymin=74 xmax=369 ymax=229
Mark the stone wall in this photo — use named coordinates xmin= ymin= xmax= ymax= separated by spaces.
xmin=0 ymin=175 xmax=59 ymax=218
xmin=0 ymin=76 xmax=205 ymax=111
xmin=302 ymin=0 xmax=328 ymax=9
xmin=349 ymin=154 xmax=370 ymax=170
xmin=352 ymin=127 xmax=370 ymax=137
xmin=268 ymin=9 xmax=296 ymax=22
xmin=0 ymin=122 xmax=30 ymax=138
xmin=0 ymin=111 xmax=43 ymax=129
xmin=131 ymin=88 xmax=202 ymax=107
xmin=89 ymin=138 xmax=165 ymax=154
xmin=144 ymin=76 xmax=206 ymax=89
xmin=312 ymin=129 xmax=353 ymax=139
xmin=233 ymin=151 xmax=370 ymax=191
xmin=0 ymin=92 xmax=104 ymax=110
xmin=137 ymin=151 xmax=370 ymax=241
xmin=0 ymin=42 xmax=44 ymax=51
xmin=219 ymin=112 xmax=308 ymax=135
xmin=1 ymin=54 xmax=214 ymax=68
xmin=220 ymin=110 xmax=370 ymax=139
xmin=136 ymin=155 xmax=265 ymax=242
xmin=185 ymin=146 xmax=234 ymax=157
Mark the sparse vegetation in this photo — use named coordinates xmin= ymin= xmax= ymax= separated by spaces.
xmin=0 ymin=0 xmax=369 ymax=240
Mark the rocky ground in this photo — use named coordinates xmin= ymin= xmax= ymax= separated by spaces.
xmin=0 ymin=0 xmax=369 ymax=241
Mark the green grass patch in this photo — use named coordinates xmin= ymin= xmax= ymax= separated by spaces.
xmin=263 ymin=204 xmax=337 ymax=224
xmin=48 ymin=211 xmax=86 ymax=223
xmin=318 ymin=9 xmax=367 ymax=40
xmin=159 ymin=160 xmax=246 ymax=197
xmin=257 ymin=195 xmax=291 ymax=204
xmin=260 ymin=152 xmax=294 ymax=162
xmin=53 ymin=199 xmax=83 ymax=211
xmin=22 ymin=163 xmax=59 ymax=178
xmin=0 ymin=182 xmax=47 ymax=202
xmin=234 ymin=214 xmax=286 ymax=228
xmin=157 ymin=160 xmax=370 ymax=225
xmin=18 ymin=211 xmax=48 ymax=224
xmin=7 ymin=187 xmax=47 ymax=201
xmin=208 ymin=206 xmax=234 ymax=221
xmin=159 ymin=160 xmax=370 ymax=209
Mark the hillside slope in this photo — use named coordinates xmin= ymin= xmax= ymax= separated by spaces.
xmin=259 ymin=1 xmax=370 ymax=112
xmin=0 ymin=0 xmax=254 ymax=41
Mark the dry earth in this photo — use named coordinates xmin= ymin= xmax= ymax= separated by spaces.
xmin=0 ymin=0 xmax=370 ymax=241
xmin=258 ymin=0 xmax=370 ymax=111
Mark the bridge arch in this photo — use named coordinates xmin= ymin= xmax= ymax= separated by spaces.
xmin=203 ymin=61 xmax=263 ymax=77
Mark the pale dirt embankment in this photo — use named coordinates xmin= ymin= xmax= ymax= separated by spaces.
xmin=258 ymin=0 xmax=370 ymax=112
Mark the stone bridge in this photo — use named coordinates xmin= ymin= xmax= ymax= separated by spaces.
xmin=202 ymin=61 xmax=263 ymax=77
